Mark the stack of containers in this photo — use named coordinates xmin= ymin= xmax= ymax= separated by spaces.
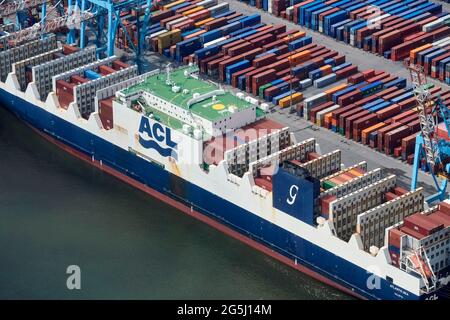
xmin=302 ymin=66 xmax=450 ymax=163
xmin=409 ymin=37 xmax=450 ymax=84
xmin=239 ymin=0 xmax=450 ymax=80
xmin=150 ymin=0 xmax=356 ymax=106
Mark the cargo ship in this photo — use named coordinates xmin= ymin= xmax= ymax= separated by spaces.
xmin=0 ymin=1 xmax=449 ymax=300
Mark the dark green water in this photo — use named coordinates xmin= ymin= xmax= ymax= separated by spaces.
xmin=0 ymin=106 xmax=350 ymax=300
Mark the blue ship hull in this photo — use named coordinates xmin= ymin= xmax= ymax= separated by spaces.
xmin=2 ymin=87 xmax=443 ymax=300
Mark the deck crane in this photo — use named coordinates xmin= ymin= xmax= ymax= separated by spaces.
xmin=408 ymin=63 xmax=450 ymax=203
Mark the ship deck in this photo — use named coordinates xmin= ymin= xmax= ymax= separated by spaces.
xmin=122 ymin=67 xmax=254 ymax=122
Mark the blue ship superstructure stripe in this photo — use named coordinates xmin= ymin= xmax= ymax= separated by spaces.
xmin=0 ymin=88 xmax=433 ymax=300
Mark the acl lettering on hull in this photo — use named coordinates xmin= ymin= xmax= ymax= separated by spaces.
xmin=138 ymin=116 xmax=178 ymax=160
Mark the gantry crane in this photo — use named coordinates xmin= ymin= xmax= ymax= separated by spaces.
xmin=76 ymin=0 xmax=154 ymax=58
xmin=409 ymin=64 xmax=450 ymax=203
xmin=0 ymin=0 xmax=53 ymax=30
xmin=6 ymin=7 xmax=94 ymax=46
xmin=2 ymin=0 xmax=155 ymax=61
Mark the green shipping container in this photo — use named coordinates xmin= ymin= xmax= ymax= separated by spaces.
xmin=322 ymin=180 xmax=337 ymax=190
xmin=259 ymin=83 xmax=273 ymax=99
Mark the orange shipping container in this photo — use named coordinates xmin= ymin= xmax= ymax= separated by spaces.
xmin=409 ymin=44 xmax=433 ymax=61
xmin=361 ymin=122 xmax=387 ymax=145
xmin=320 ymin=64 xmax=332 ymax=76
xmin=288 ymin=50 xmax=310 ymax=65
xmin=184 ymin=29 xmax=206 ymax=40
xmin=324 ymin=83 xmax=348 ymax=100
xmin=324 ymin=112 xmax=333 ymax=129
xmin=195 ymin=17 xmax=214 ymax=28
xmin=283 ymin=31 xmax=306 ymax=43
xmin=182 ymin=6 xmax=204 ymax=16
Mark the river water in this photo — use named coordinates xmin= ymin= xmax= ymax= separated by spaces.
xmin=0 ymin=106 xmax=350 ymax=300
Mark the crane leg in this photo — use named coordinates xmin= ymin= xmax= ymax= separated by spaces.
xmin=411 ymin=135 xmax=422 ymax=192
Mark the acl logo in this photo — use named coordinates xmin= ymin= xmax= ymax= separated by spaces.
xmin=138 ymin=116 xmax=178 ymax=160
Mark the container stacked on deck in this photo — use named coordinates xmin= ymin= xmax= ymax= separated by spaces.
xmin=387 ymin=200 xmax=450 ymax=273
xmin=318 ymin=160 xmax=425 ymax=251
xmin=239 ymin=0 xmax=450 ymax=84
xmin=303 ymin=68 xmax=450 ymax=163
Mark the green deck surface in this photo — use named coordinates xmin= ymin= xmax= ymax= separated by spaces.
xmin=122 ymin=67 xmax=253 ymax=125
xmin=141 ymin=103 xmax=185 ymax=131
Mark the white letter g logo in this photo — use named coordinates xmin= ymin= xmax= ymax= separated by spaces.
xmin=287 ymin=185 xmax=299 ymax=205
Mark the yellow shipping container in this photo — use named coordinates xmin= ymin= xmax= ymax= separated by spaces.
xmin=157 ymin=29 xmax=181 ymax=53
xmin=195 ymin=17 xmax=214 ymax=28
xmin=162 ymin=0 xmax=185 ymax=11
xmin=182 ymin=6 xmax=204 ymax=16
xmin=279 ymin=93 xmax=303 ymax=108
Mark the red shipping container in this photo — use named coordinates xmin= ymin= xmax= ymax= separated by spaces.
xmin=354 ymin=94 xmax=379 ymax=107
xmin=352 ymin=114 xmax=379 ymax=142
xmin=337 ymin=89 xmax=361 ymax=107
xmin=231 ymin=66 xmax=255 ymax=88
xmin=99 ymin=98 xmax=114 ymax=130
xmin=345 ymin=110 xmax=370 ymax=139
xmin=253 ymin=53 xmax=277 ymax=68
xmin=384 ymin=125 xmax=411 ymax=155
xmin=252 ymin=69 xmax=278 ymax=96
xmin=310 ymin=101 xmax=335 ymax=122
xmin=439 ymin=202 xmax=450 ymax=216
xmin=376 ymin=103 xmax=401 ymax=121
xmin=403 ymin=213 xmax=444 ymax=237
xmin=339 ymin=107 xmax=363 ymax=131
xmin=401 ymin=133 xmax=417 ymax=160
xmin=249 ymin=33 xmax=276 ymax=48
xmin=228 ymin=42 xmax=254 ymax=56
xmin=377 ymin=122 xmax=403 ymax=151
xmin=112 ymin=60 xmax=129 ymax=70
xmin=199 ymin=52 xmax=224 ymax=74
xmin=221 ymin=39 xmax=246 ymax=54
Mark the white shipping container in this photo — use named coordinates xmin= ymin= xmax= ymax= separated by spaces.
xmin=204 ymin=36 xmax=228 ymax=47
xmin=166 ymin=16 xmax=188 ymax=29
xmin=350 ymin=34 xmax=355 ymax=47
xmin=435 ymin=37 xmax=450 ymax=48
xmin=303 ymin=92 xmax=327 ymax=119
xmin=423 ymin=14 xmax=450 ymax=33
xmin=315 ymin=104 xmax=340 ymax=127
xmin=150 ymin=29 xmax=168 ymax=39
xmin=268 ymin=0 xmax=273 ymax=14
xmin=367 ymin=13 xmax=390 ymax=28
xmin=432 ymin=37 xmax=449 ymax=46
xmin=314 ymin=73 xmax=337 ymax=88
xmin=300 ymin=78 xmax=312 ymax=89
xmin=286 ymin=6 xmax=294 ymax=17
xmin=196 ymin=0 xmax=218 ymax=9
xmin=208 ymin=3 xmax=229 ymax=16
